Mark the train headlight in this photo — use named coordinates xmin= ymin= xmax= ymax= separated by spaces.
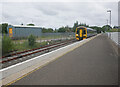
xmin=76 ymin=34 xmax=78 ymax=36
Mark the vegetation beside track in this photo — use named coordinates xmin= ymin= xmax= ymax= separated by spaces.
xmin=14 ymin=40 xmax=48 ymax=51
xmin=107 ymin=28 xmax=120 ymax=32
xmin=2 ymin=34 xmax=73 ymax=56
xmin=0 ymin=34 xmax=2 ymax=57
xmin=2 ymin=35 xmax=47 ymax=56
xmin=2 ymin=35 xmax=14 ymax=55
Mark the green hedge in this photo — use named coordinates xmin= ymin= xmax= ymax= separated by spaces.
xmin=2 ymin=35 xmax=14 ymax=55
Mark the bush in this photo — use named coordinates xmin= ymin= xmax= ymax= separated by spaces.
xmin=28 ymin=34 xmax=36 ymax=46
xmin=2 ymin=35 xmax=14 ymax=55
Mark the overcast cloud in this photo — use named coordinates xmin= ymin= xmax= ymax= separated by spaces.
xmin=0 ymin=0 xmax=119 ymax=29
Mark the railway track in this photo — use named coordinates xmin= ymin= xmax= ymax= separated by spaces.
xmin=1 ymin=39 xmax=77 ymax=68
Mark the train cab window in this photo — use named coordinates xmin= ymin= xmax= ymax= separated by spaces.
xmin=83 ymin=29 xmax=86 ymax=34
xmin=77 ymin=29 xmax=79 ymax=34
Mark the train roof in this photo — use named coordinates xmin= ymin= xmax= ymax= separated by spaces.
xmin=8 ymin=25 xmax=42 ymax=28
xmin=77 ymin=26 xmax=96 ymax=31
xmin=87 ymin=28 xmax=96 ymax=31
xmin=77 ymin=26 xmax=86 ymax=28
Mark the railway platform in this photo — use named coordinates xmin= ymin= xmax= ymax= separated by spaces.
xmin=3 ymin=34 xmax=119 ymax=85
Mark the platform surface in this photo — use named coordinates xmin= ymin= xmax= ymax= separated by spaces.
xmin=11 ymin=34 xmax=118 ymax=85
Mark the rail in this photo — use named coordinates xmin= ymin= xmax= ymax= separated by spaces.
xmin=1 ymin=39 xmax=76 ymax=68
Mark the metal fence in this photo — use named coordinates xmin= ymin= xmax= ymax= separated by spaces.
xmin=36 ymin=32 xmax=75 ymax=43
xmin=106 ymin=32 xmax=120 ymax=46
xmin=4 ymin=32 xmax=75 ymax=44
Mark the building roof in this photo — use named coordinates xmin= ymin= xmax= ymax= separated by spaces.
xmin=9 ymin=25 xmax=42 ymax=28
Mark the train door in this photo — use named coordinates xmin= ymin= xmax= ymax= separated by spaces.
xmin=80 ymin=29 xmax=82 ymax=37
xmin=83 ymin=28 xmax=87 ymax=39
xmin=9 ymin=28 xmax=13 ymax=37
xmin=79 ymin=29 xmax=83 ymax=40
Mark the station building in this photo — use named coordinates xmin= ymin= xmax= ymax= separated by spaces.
xmin=7 ymin=25 xmax=42 ymax=38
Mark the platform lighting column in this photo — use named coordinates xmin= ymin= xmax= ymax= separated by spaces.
xmin=107 ymin=10 xmax=111 ymax=26
xmin=107 ymin=10 xmax=112 ymax=38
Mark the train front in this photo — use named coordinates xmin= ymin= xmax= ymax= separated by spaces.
xmin=75 ymin=26 xmax=87 ymax=40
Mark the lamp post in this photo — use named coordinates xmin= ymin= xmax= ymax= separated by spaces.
xmin=106 ymin=19 xmax=108 ymax=25
xmin=107 ymin=10 xmax=111 ymax=26
xmin=107 ymin=10 xmax=111 ymax=38
xmin=106 ymin=19 xmax=108 ymax=31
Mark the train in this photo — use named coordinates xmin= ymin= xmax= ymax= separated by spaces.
xmin=75 ymin=26 xmax=97 ymax=40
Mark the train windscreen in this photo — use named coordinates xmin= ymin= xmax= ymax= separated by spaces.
xmin=83 ymin=29 xmax=86 ymax=34
xmin=76 ymin=29 xmax=79 ymax=34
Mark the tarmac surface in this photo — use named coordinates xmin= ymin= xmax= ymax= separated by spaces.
xmin=12 ymin=34 xmax=118 ymax=85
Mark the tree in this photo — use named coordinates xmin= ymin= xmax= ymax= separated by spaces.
xmin=58 ymin=27 xmax=66 ymax=32
xmin=68 ymin=27 xmax=73 ymax=32
xmin=28 ymin=34 xmax=36 ymax=46
xmin=54 ymin=28 xmax=58 ymax=33
xmin=48 ymin=28 xmax=53 ymax=33
xmin=0 ymin=24 xmax=2 ymax=33
xmin=2 ymin=23 xmax=8 ymax=34
xmin=89 ymin=26 xmax=102 ymax=33
xmin=73 ymin=21 xmax=78 ymax=32
xmin=79 ymin=23 xmax=89 ymax=27
xmin=64 ymin=25 xmax=69 ymax=32
xmin=2 ymin=35 xmax=14 ymax=55
xmin=27 ymin=23 xmax=35 ymax=26
xmin=42 ymin=28 xmax=54 ymax=33
xmin=42 ymin=28 xmax=47 ymax=33
xmin=102 ymin=25 xmax=112 ymax=32
xmin=73 ymin=21 xmax=89 ymax=32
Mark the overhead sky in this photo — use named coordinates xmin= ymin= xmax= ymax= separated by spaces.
xmin=0 ymin=0 xmax=119 ymax=29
